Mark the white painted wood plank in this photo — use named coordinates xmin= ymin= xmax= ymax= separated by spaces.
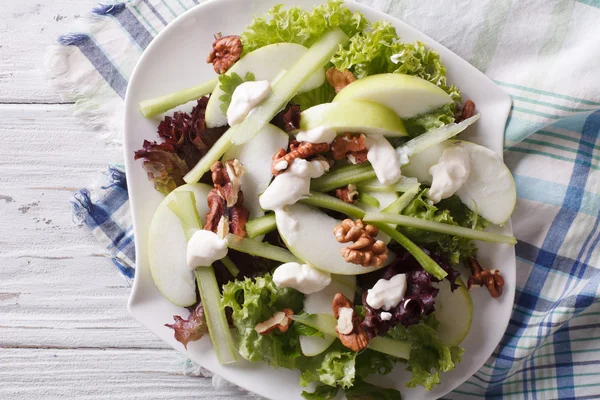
xmin=0 ymin=0 xmax=96 ymax=103
xmin=0 ymin=348 xmax=253 ymax=399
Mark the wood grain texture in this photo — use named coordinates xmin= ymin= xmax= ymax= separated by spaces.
xmin=0 ymin=0 xmax=96 ymax=103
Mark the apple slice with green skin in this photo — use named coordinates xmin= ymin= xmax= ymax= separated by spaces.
xmin=222 ymin=124 xmax=288 ymax=222
xmin=435 ymin=277 xmax=472 ymax=346
xmin=402 ymin=140 xmax=517 ymax=225
xmin=298 ymin=101 xmax=407 ymax=137
xmin=275 ymin=203 xmax=382 ymax=275
xmin=333 ymin=73 xmax=453 ymax=119
xmin=205 ymin=43 xmax=326 ymax=128
xmin=300 ymin=275 xmax=356 ymax=356
xmin=148 ymin=183 xmax=212 ymax=307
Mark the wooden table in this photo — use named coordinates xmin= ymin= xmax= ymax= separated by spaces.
xmin=0 ymin=1 xmax=251 ymax=398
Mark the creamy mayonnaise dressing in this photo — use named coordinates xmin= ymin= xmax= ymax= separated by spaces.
xmin=428 ymin=145 xmax=471 ymax=204
xmin=366 ymin=274 xmax=407 ymax=311
xmin=272 ymin=262 xmax=331 ymax=294
xmin=186 ymin=229 xmax=228 ymax=269
xmin=295 ymin=126 xmax=337 ymax=145
xmin=365 ymin=134 xmax=402 ymax=185
xmin=227 ymin=80 xmax=272 ymax=126
xmin=380 ymin=311 xmax=392 ymax=321
xmin=259 ymin=158 xmax=330 ymax=211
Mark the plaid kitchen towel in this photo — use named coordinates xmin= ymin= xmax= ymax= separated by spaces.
xmin=48 ymin=0 xmax=600 ymax=399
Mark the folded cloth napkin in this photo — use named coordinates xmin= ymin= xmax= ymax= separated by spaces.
xmin=47 ymin=0 xmax=600 ymax=398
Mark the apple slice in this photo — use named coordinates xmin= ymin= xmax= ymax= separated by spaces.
xmin=435 ymin=277 xmax=472 ymax=346
xmin=402 ymin=140 xmax=516 ymax=225
xmin=298 ymin=101 xmax=407 ymax=137
xmin=300 ymin=275 xmax=356 ymax=356
xmin=148 ymin=183 xmax=212 ymax=307
xmin=205 ymin=43 xmax=326 ymax=128
xmin=275 ymin=204 xmax=381 ymax=275
xmin=222 ymin=124 xmax=288 ymax=221
xmin=333 ymin=73 xmax=452 ymax=119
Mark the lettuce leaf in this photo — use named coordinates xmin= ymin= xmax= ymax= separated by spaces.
xmin=303 ymin=379 xmax=402 ymax=400
xmin=217 ymin=71 xmax=255 ymax=114
xmin=330 ymin=20 xmax=461 ymax=102
xmin=388 ymin=314 xmax=463 ymax=390
xmin=221 ymin=274 xmax=304 ymax=368
xmin=403 ymin=104 xmax=456 ymax=136
xmin=240 ymin=0 xmax=367 ymax=54
xmin=400 ymin=189 xmax=487 ymax=265
xmin=292 ymin=81 xmax=336 ymax=110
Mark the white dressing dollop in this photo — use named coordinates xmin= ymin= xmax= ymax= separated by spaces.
xmin=365 ymin=134 xmax=402 ymax=185
xmin=295 ymin=126 xmax=337 ymax=145
xmin=227 ymin=80 xmax=272 ymax=126
xmin=186 ymin=229 xmax=228 ymax=269
xmin=366 ymin=274 xmax=407 ymax=311
xmin=259 ymin=158 xmax=330 ymax=211
xmin=380 ymin=311 xmax=392 ymax=321
xmin=428 ymin=145 xmax=471 ymax=204
xmin=273 ymin=262 xmax=332 ymax=294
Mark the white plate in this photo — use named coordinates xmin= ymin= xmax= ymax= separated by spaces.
xmin=123 ymin=1 xmax=514 ymax=398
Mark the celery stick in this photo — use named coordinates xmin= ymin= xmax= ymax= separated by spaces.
xmin=381 ymin=184 xmax=420 ymax=228
xmin=184 ymin=130 xmax=233 ymax=184
xmin=140 ymin=78 xmax=218 ymax=118
xmin=291 ymin=314 xmax=411 ymax=360
xmin=358 ymin=192 xmax=380 ymax=208
xmin=245 ymin=213 xmax=277 ymax=238
xmin=195 ymin=268 xmax=238 ymax=364
xmin=375 ymin=223 xmax=447 ymax=280
xmin=300 ymin=192 xmax=366 ymax=219
xmin=167 ymin=191 xmax=202 ymax=240
xmin=356 ymin=177 xmax=419 ymax=193
xmin=221 ymin=256 xmax=240 ymax=277
xmin=169 ymin=191 xmax=238 ymax=364
xmin=184 ymin=29 xmax=348 ymax=183
xmin=311 ymin=164 xmax=376 ymax=192
xmin=396 ymin=114 xmax=480 ymax=165
xmin=225 ymin=234 xmax=300 ymax=263
xmin=364 ymin=211 xmax=517 ymax=244
xmin=229 ymin=29 xmax=349 ymax=145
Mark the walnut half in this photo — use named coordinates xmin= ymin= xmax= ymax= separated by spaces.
xmin=255 ymin=308 xmax=294 ymax=334
xmin=467 ymin=258 xmax=504 ymax=298
xmin=333 ymin=219 xmax=388 ymax=268
xmin=326 ymin=67 xmax=356 ymax=93
xmin=271 ymin=140 xmax=330 ymax=175
xmin=206 ymin=34 xmax=242 ymax=74
xmin=331 ymin=133 xmax=368 ymax=165
xmin=332 ymin=293 xmax=369 ymax=352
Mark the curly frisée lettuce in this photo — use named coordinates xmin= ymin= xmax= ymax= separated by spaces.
xmin=401 ymin=189 xmax=488 ymax=265
xmin=388 ymin=314 xmax=464 ymax=390
xmin=240 ymin=0 xmax=367 ymax=54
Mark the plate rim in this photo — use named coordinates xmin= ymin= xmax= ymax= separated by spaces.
xmin=123 ymin=0 xmax=515 ymax=398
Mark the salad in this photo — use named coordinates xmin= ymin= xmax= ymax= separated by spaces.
xmin=133 ymin=1 xmax=517 ymax=398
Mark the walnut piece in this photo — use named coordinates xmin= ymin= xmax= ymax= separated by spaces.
xmin=457 ymin=100 xmax=476 ymax=122
xmin=331 ymin=133 xmax=368 ymax=165
xmin=206 ymin=34 xmax=242 ymax=74
xmin=333 ymin=219 xmax=388 ymax=268
xmin=467 ymin=258 xmax=504 ymax=298
xmin=332 ymin=293 xmax=369 ymax=352
xmin=271 ymin=140 xmax=330 ymax=175
xmin=326 ymin=67 xmax=357 ymax=93
xmin=205 ymin=160 xmax=249 ymax=237
xmin=255 ymin=308 xmax=294 ymax=334
xmin=335 ymin=184 xmax=358 ymax=204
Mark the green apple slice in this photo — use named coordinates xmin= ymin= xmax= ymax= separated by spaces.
xmin=275 ymin=203 xmax=381 ymax=275
xmin=222 ymin=124 xmax=288 ymax=221
xmin=148 ymin=183 xmax=212 ymax=307
xmin=205 ymin=43 xmax=326 ymax=128
xmin=402 ymin=140 xmax=517 ymax=225
xmin=333 ymin=73 xmax=453 ymax=119
xmin=300 ymin=275 xmax=356 ymax=356
xmin=435 ymin=277 xmax=472 ymax=346
xmin=298 ymin=101 xmax=407 ymax=137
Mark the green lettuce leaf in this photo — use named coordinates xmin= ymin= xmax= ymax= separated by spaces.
xmin=217 ymin=71 xmax=255 ymax=114
xmin=330 ymin=20 xmax=461 ymax=102
xmin=403 ymin=104 xmax=456 ymax=136
xmin=388 ymin=314 xmax=464 ymax=390
xmin=400 ymin=189 xmax=488 ymax=264
xmin=221 ymin=274 xmax=304 ymax=368
xmin=240 ymin=0 xmax=367 ymax=54
xmin=302 ymin=379 xmax=402 ymax=400
xmin=302 ymin=384 xmax=339 ymax=400
xmin=292 ymin=81 xmax=336 ymax=110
